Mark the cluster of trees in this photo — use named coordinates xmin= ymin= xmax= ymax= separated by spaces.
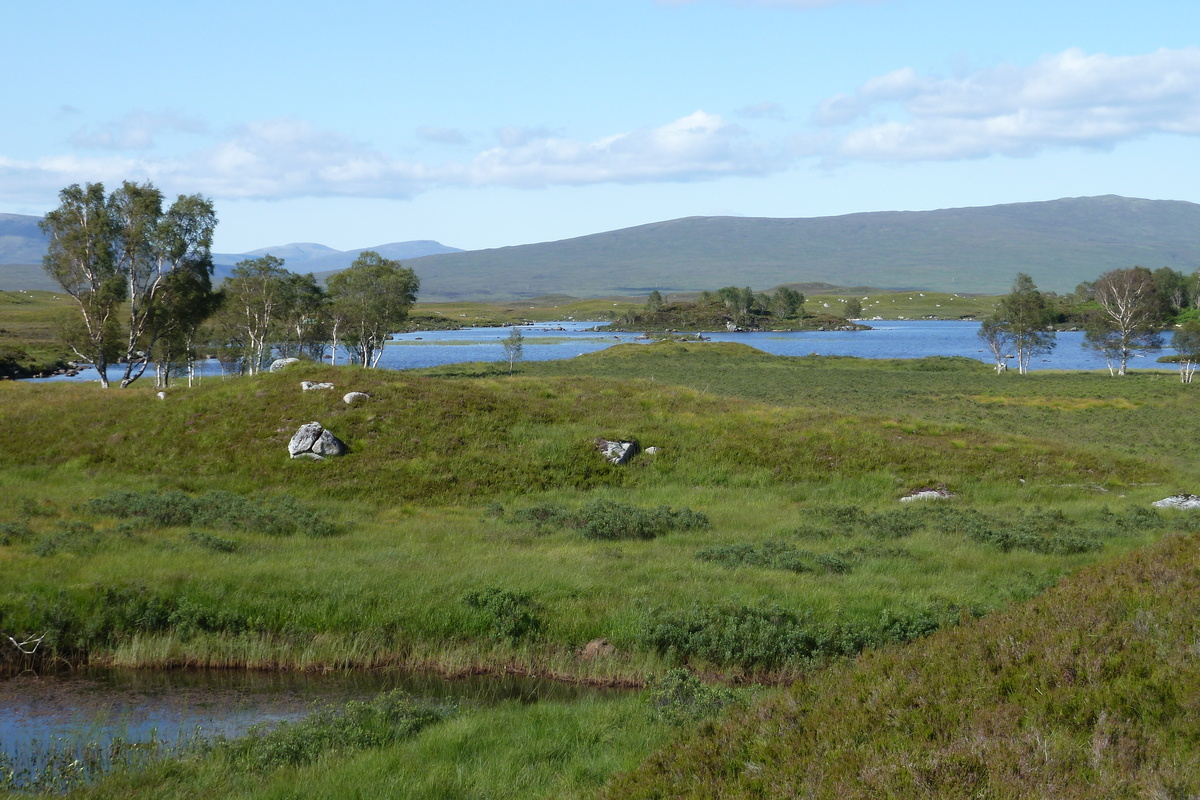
xmin=40 ymin=182 xmax=418 ymax=388
xmin=697 ymin=286 xmax=806 ymax=325
xmin=981 ymin=266 xmax=1200 ymax=380
xmin=627 ymin=287 xmax=812 ymax=331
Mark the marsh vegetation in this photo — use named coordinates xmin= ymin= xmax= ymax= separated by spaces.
xmin=2 ymin=336 xmax=1200 ymax=796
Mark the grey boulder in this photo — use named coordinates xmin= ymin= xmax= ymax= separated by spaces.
xmin=1152 ymin=494 xmax=1200 ymax=509
xmin=288 ymin=422 xmax=347 ymax=460
xmin=270 ymin=358 xmax=301 ymax=372
xmin=596 ymin=438 xmax=639 ymax=465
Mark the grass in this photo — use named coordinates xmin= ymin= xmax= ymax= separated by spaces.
xmin=2 ymin=339 xmax=1200 ymax=796
xmin=0 ymin=290 xmax=74 ymax=377
xmin=606 ymin=528 xmax=1200 ymax=798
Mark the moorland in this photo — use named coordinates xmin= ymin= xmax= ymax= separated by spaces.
xmin=2 ymin=288 xmax=1200 ymax=796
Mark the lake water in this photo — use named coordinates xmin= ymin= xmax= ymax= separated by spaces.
xmin=26 ymin=320 xmax=1182 ymax=382
xmin=0 ymin=667 xmax=614 ymax=789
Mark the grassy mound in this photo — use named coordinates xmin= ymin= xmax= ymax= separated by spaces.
xmin=606 ymin=529 xmax=1200 ymax=797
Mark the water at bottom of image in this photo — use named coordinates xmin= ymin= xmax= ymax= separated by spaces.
xmin=0 ymin=666 xmax=610 ymax=792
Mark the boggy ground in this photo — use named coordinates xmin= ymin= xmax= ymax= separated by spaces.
xmin=1 ymin=344 xmax=1197 ymax=797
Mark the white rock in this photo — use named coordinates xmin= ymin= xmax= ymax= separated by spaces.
xmin=343 ymin=392 xmax=371 ymax=404
xmin=301 ymin=381 xmax=335 ymax=391
xmin=288 ymin=422 xmax=324 ymax=457
xmin=596 ymin=438 xmax=639 ymax=465
xmin=900 ymin=489 xmax=953 ymax=503
xmin=1152 ymin=494 xmax=1200 ymax=509
xmin=269 ymin=358 xmax=301 ymax=372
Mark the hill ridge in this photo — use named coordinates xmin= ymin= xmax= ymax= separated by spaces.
xmin=5 ymin=196 xmax=1200 ymax=298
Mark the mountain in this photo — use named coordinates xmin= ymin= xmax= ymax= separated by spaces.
xmin=5 ymin=196 xmax=1200 ymax=299
xmin=397 ymin=196 xmax=1200 ymax=301
xmin=0 ymin=215 xmax=463 ymax=290
xmin=210 ymin=241 xmax=463 ymax=283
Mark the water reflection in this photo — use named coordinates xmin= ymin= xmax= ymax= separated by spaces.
xmin=25 ymin=320 xmax=1182 ymax=382
xmin=0 ymin=667 xmax=620 ymax=786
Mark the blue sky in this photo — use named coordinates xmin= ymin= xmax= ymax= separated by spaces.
xmin=3 ymin=0 xmax=1199 ymax=255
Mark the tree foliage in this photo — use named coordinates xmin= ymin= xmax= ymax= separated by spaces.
xmin=221 ymin=255 xmax=293 ymax=375
xmin=326 ymin=251 xmax=419 ymax=368
xmin=40 ymin=181 xmax=217 ymax=388
xmin=40 ymin=183 xmax=122 ymax=386
xmin=1170 ymin=320 xmax=1200 ymax=384
xmin=982 ymin=273 xmax=1056 ymax=375
xmin=502 ymin=326 xmax=524 ymax=375
xmin=1084 ymin=267 xmax=1164 ymax=376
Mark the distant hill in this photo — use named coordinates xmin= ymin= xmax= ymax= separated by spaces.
xmin=210 ymin=240 xmax=463 ymax=283
xmin=6 ymin=197 xmax=1200 ymax=299
xmin=0 ymin=213 xmax=463 ymax=289
xmin=400 ymin=196 xmax=1200 ymax=300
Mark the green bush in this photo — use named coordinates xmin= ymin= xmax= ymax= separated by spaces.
xmin=216 ymin=689 xmax=449 ymax=771
xmin=576 ymin=500 xmax=709 ymax=541
xmin=925 ymin=505 xmax=1104 ymax=554
xmin=16 ymin=584 xmax=250 ymax=656
xmin=506 ymin=499 xmax=710 ymax=541
xmin=33 ymin=521 xmax=101 ymax=557
xmin=187 ymin=530 xmax=239 ymax=553
xmin=86 ymin=490 xmax=341 ymax=538
xmin=461 ymin=587 xmax=545 ymax=642
xmin=696 ymin=540 xmax=851 ymax=575
xmin=0 ymin=521 xmax=33 ymax=545
xmin=639 ymin=602 xmax=953 ymax=670
xmin=645 ymin=668 xmax=740 ymax=726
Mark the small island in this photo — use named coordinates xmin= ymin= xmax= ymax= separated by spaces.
xmin=605 ymin=286 xmax=871 ymax=333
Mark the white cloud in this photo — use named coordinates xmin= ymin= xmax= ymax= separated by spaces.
xmin=456 ymin=111 xmax=779 ymax=188
xmin=416 ymin=125 xmax=469 ymax=145
xmin=817 ymin=47 xmax=1200 ymax=161
xmin=0 ymin=111 xmax=782 ymax=205
xmin=70 ymin=111 xmax=207 ymax=151
xmin=737 ymin=101 xmax=786 ymax=120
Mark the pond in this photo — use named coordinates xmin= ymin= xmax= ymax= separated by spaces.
xmin=0 ymin=667 xmax=616 ymax=790
xmin=25 ymin=320 xmax=1183 ymax=383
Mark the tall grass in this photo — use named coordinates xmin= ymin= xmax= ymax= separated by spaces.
xmin=2 ymin=342 xmax=1197 ymax=795
xmin=606 ymin=530 xmax=1200 ymax=798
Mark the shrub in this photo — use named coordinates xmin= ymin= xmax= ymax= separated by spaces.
xmin=86 ymin=490 xmax=341 ymax=538
xmin=639 ymin=602 xmax=956 ymax=670
xmin=33 ymin=521 xmax=101 ymax=557
xmin=0 ymin=521 xmax=33 ymax=546
xmin=506 ymin=499 xmax=710 ymax=541
xmin=645 ymin=668 xmax=740 ymax=726
xmin=696 ymin=540 xmax=851 ymax=575
xmin=17 ymin=584 xmax=250 ymax=656
xmin=510 ymin=502 xmax=573 ymax=529
xmin=187 ymin=530 xmax=239 ymax=553
xmin=808 ymin=506 xmax=920 ymax=539
xmin=216 ymin=689 xmax=449 ymax=771
xmin=576 ymin=500 xmax=709 ymax=541
xmin=461 ymin=587 xmax=545 ymax=642
xmin=924 ymin=505 xmax=1104 ymax=554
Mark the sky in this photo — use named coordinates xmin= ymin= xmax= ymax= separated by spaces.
xmin=3 ymin=0 xmax=1199 ymax=255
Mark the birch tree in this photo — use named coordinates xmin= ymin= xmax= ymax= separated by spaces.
xmin=223 ymin=255 xmax=292 ymax=374
xmin=502 ymin=326 xmax=524 ymax=374
xmin=977 ymin=316 xmax=1014 ymax=374
xmin=984 ymin=273 xmax=1056 ymax=375
xmin=327 ymin=251 xmax=419 ymax=367
xmin=1084 ymin=267 xmax=1164 ymax=376
xmin=109 ymin=183 xmax=217 ymax=387
xmin=40 ymin=181 xmax=217 ymax=388
xmin=1171 ymin=320 xmax=1200 ymax=384
xmin=39 ymin=183 xmax=121 ymax=387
